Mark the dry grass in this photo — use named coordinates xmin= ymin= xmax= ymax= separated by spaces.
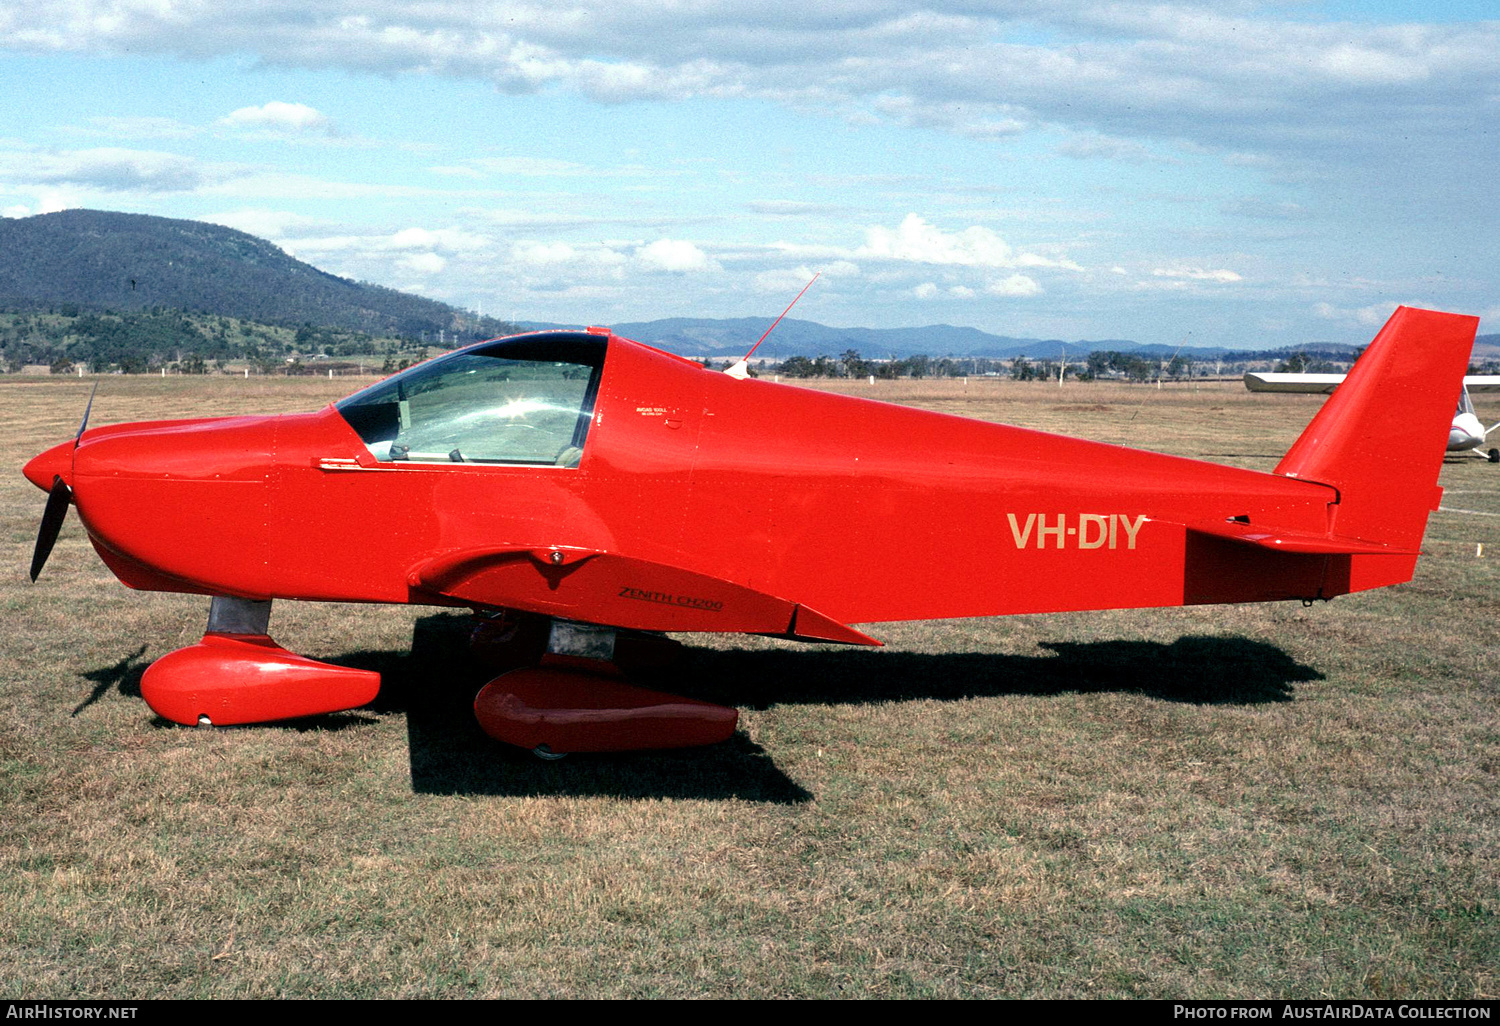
xmin=1 ymin=373 xmax=1495 ymax=998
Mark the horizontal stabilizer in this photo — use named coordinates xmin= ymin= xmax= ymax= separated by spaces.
xmin=1185 ymin=518 xmax=1415 ymax=556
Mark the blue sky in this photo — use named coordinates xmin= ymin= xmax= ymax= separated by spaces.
xmin=0 ymin=2 xmax=1496 ymax=348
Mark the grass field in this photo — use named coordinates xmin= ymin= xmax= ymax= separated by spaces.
xmin=1 ymin=373 xmax=1495 ymax=999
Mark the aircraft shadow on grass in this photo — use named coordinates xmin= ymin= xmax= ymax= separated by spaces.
xmin=74 ymin=643 xmax=149 ymax=717
xmin=77 ymin=612 xmax=1321 ymax=802
xmin=368 ymin=613 xmax=1318 ymax=801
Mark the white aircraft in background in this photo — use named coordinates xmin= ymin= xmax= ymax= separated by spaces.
xmin=1245 ymin=373 xmax=1500 ymax=462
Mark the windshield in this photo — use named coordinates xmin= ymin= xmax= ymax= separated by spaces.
xmin=336 ymin=334 xmax=606 ymax=466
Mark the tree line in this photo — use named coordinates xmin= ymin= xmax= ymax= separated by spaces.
xmin=0 ymin=306 xmax=519 ymax=374
xmin=769 ymin=348 xmax=1209 ymax=381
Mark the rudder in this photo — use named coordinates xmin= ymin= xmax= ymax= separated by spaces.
xmin=1275 ymin=306 xmax=1476 ymax=586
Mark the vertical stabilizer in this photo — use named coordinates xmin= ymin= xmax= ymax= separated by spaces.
xmin=1275 ymin=306 xmax=1477 ymax=554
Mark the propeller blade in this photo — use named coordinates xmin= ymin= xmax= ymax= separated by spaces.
xmin=30 ymin=476 xmax=73 ymax=582
xmin=75 ymin=381 xmax=98 ymax=444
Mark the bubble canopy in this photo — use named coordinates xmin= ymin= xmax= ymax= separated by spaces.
xmin=336 ymin=334 xmax=606 ymax=467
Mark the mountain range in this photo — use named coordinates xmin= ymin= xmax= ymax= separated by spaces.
xmin=521 ymin=317 xmax=1380 ymax=363
xmin=1 ymin=209 xmax=1492 ymax=361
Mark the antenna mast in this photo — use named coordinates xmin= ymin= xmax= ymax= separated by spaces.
xmin=725 ymin=273 xmax=820 ymax=379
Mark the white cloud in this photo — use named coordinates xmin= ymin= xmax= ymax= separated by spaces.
xmin=397 ymin=252 xmax=447 ymax=275
xmin=745 ymin=200 xmax=843 ymax=217
xmin=280 ymin=226 xmax=495 ymax=259
xmin=1221 ymin=198 xmax=1309 ymax=221
xmin=871 ymin=95 xmax=1027 ymax=139
xmin=7 ymin=2 xmax=1494 ymax=172
xmin=748 ymin=265 xmax=815 ymax=293
xmin=206 ymin=171 xmax=474 ymax=203
xmin=1057 ymin=134 xmax=1173 ymax=164
xmin=35 ymin=192 xmax=77 ymax=214
xmin=1313 ymin=301 xmax=1402 ymax=326
xmin=768 ymin=241 xmax=865 ymax=261
xmin=1316 ymin=43 xmax=1431 ymax=86
xmin=1151 ymin=267 xmax=1243 ymax=283
xmin=914 ymin=282 xmax=939 ymax=299
xmin=77 ymin=115 xmax=198 ymax=140
xmin=219 ymin=102 xmax=334 ymax=136
xmin=0 ymin=146 xmax=240 ymax=193
xmin=749 ymin=261 xmax=856 ymax=294
xmin=0 ymin=3 xmax=1488 ymax=186
xmin=465 ymin=156 xmax=596 ymax=176
xmin=985 ymin=275 xmax=1041 ymax=297
xmin=387 ymin=227 xmax=489 ymax=252
xmin=512 ymin=241 xmax=583 ymax=266
xmin=204 ymin=208 xmax=335 ymax=241
xmin=200 ymin=221 xmax=505 ymax=285
xmin=510 ymin=239 xmax=627 ymax=269
xmin=859 ymin=214 xmax=1083 ymax=271
xmin=634 ymin=238 xmax=719 ymax=273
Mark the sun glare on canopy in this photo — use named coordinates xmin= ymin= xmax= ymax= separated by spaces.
xmin=336 ymin=334 xmax=606 ymax=467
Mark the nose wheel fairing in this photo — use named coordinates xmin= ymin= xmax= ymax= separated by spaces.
xmin=140 ymin=596 xmax=380 ymax=726
xmin=141 ymin=632 xmax=381 ymax=727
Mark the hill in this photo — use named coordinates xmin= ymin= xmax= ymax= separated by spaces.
xmin=0 ymin=209 xmax=492 ymax=338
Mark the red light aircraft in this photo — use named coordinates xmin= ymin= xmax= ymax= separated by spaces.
xmin=25 ymin=307 xmax=1477 ymax=756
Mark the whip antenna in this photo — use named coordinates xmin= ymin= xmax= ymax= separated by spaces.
xmin=725 ymin=272 xmax=819 ymax=379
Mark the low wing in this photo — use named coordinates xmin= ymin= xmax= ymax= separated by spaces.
xmin=407 ymin=546 xmax=881 ymax=646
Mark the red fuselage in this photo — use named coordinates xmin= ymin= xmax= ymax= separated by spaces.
xmin=27 ymin=331 xmax=1365 ymax=631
